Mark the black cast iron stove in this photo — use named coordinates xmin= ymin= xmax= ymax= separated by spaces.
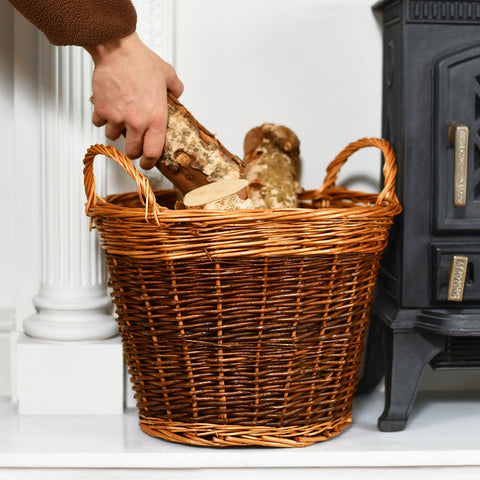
xmin=358 ymin=0 xmax=480 ymax=431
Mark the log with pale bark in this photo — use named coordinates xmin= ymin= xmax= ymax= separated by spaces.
xmin=156 ymin=93 xmax=245 ymax=195
xmin=243 ymin=123 xmax=301 ymax=209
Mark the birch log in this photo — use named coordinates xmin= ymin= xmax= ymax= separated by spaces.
xmin=243 ymin=123 xmax=301 ymax=209
xmin=156 ymin=93 xmax=245 ymax=194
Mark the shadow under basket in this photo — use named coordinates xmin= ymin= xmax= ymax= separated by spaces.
xmin=83 ymin=138 xmax=401 ymax=447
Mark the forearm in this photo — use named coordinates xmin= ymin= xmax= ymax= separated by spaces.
xmin=8 ymin=0 xmax=136 ymax=46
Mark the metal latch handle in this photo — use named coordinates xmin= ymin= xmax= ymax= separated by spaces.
xmin=447 ymin=255 xmax=469 ymax=302
xmin=447 ymin=122 xmax=468 ymax=207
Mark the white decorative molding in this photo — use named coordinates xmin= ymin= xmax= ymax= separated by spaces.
xmin=23 ymin=38 xmax=117 ymax=341
xmin=0 ymin=309 xmax=14 ymax=333
xmin=16 ymin=334 xmax=124 ymax=415
xmin=0 ymin=310 xmax=14 ymax=397
xmin=133 ymin=0 xmax=175 ymax=64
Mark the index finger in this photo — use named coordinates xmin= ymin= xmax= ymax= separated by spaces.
xmin=139 ymin=126 xmax=166 ymax=170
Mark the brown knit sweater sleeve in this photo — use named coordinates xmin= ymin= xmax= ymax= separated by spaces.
xmin=8 ymin=0 xmax=137 ymax=46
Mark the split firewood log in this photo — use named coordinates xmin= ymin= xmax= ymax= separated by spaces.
xmin=180 ymin=179 xmax=253 ymax=210
xmin=156 ymin=93 xmax=246 ymax=194
xmin=243 ymin=123 xmax=301 ymax=209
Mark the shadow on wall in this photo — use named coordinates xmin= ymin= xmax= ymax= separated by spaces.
xmin=339 ymin=174 xmax=380 ymax=193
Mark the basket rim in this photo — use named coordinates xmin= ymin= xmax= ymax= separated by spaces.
xmin=83 ymin=138 xmax=402 ymax=227
xmin=89 ymin=191 xmax=401 ymax=225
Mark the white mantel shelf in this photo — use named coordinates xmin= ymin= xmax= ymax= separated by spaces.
xmin=0 ymin=389 xmax=480 ymax=479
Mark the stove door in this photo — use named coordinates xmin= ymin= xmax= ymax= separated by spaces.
xmin=434 ymin=44 xmax=480 ymax=232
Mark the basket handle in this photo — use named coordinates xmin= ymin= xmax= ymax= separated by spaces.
xmin=315 ymin=137 xmax=398 ymax=205
xmin=83 ymin=144 xmax=164 ymax=225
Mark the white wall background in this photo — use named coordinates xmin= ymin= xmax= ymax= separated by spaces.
xmin=0 ymin=6 xmax=43 ymax=400
xmin=0 ymin=0 xmax=15 ymax=310
xmin=173 ymin=0 xmax=383 ymax=192
xmin=0 ymin=1 xmax=16 ymax=397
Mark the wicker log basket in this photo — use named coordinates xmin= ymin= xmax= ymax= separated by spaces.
xmin=83 ymin=138 xmax=401 ymax=447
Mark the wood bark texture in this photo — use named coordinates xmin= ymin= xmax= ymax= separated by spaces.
xmin=243 ymin=123 xmax=301 ymax=209
xmin=156 ymin=93 xmax=245 ymax=194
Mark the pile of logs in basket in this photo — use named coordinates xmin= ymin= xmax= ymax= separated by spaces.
xmin=158 ymin=93 xmax=301 ymax=210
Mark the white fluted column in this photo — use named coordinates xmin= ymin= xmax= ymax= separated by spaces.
xmin=16 ymin=36 xmax=123 ymax=415
xmin=23 ymin=40 xmax=117 ymax=342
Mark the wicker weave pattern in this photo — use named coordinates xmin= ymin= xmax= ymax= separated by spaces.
xmin=83 ymin=138 xmax=401 ymax=447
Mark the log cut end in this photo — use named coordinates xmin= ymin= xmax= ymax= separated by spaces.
xmin=182 ymin=179 xmax=253 ymax=210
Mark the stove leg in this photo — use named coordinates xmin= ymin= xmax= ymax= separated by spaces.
xmin=356 ymin=312 xmax=385 ymax=395
xmin=378 ymin=327 xmax=444 ymax=432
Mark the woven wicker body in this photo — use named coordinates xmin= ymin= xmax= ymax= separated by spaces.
xmin=83 ymin=138 xmax=401 ymax=447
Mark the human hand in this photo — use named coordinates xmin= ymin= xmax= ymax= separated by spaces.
xmin=84 ymin=32 xmax=184 ymax=169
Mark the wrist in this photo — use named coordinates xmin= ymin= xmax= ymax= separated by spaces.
xmin=84 ymin=32 xmax=140 ymax=64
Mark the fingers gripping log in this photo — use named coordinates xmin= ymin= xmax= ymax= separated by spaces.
xmin=90 ymin=93 xmax=246 ymax=195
